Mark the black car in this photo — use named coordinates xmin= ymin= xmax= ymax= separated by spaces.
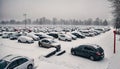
xmin=72 ymin=32 xmax=85 ymax=38
xmin=71 ymin=44 xmax=104 ymax=61
xmin=47 ymin=33 xmax=58 ymax=38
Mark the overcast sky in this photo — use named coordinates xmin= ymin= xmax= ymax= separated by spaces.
xmin=0 ymin=0 xmax=113 ymax=21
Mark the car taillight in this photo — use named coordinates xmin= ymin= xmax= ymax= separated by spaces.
xmin=96 ymin=52 xmax=101 ymax=56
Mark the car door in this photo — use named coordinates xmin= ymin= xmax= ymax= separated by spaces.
xmin=78 ymin=46 xmax=85 ymax=56
xmin=20 ymin=37 xmax=26 ymax=42
xmin=16 ymin=58 xmax=29 ymax=69
xmin=83 ymin=46 xmax=94 ymax=57
xmin=76 ymin=46 xmax=84 ymax=56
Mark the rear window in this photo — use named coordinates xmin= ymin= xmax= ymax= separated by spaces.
xmin=97 ymin=47 xmax=104 ymax=53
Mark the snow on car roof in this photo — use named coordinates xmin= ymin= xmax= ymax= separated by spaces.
xmin=2 ymin=54 xmax=23 ymax=62
xmin=19 ymin=36 xmax=33 ymax=40
xmin=83 ymin=44 xmax=100 ymax=48
xmin=41 ymin=38 xmax=53 ymax=41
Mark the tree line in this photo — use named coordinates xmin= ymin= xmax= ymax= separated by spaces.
xmin=0 ymin=17 xmax=109 ymax=26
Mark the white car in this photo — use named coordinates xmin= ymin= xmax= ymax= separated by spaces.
xmin=58 ymin=34 xmax=72 ymax=41
xmin=18 ymin=36 xmax=34 ymax=43
xmin=0 ymin=54 xmax=34 ymax=69
xmin=67 ymin=33 xmax=77 ymax=40
xmin=27 ymin=33 xmax=40 ymax=41
xmin=2 ymin=32 xmax=13 ymax=38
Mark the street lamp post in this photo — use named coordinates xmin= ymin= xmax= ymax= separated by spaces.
xmin=113 ymin=30 xmax=116 ymax=54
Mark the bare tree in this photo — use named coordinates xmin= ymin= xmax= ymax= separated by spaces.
xmin=108 ymin=0 xmax=120 ymax=29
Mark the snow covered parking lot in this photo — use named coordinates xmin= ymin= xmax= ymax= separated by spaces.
xmin=0 ymin=27 xmax=120 ymax=69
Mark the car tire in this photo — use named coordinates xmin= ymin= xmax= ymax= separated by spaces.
xmin=38 ymin=42 xmax=42 ymax=47
xmin=18 ymin=40 xmax=21 ymax=43
xmin=65 ymin=39 xmax=68 ymax=41
xmin=58 ymin=38 xmax=61 ymax=40
xmin=26 ymin=41 xmax=30 ymax=43
xmin=90 ymin=56 xmax=95 ymax=61
xmin=27 ymin=64 xmax=33 ymax=69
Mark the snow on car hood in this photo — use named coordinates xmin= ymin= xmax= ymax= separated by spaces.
xmin=51 ymin=43 xmax=60 ymax=46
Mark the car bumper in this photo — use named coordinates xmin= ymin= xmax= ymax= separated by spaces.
xmin=95 ymin=55 xmax=104 ymax=60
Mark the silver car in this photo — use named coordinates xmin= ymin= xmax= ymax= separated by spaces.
xmin=0 ymin=54 xmax=34 ymax=69
xmin=38 ymin=38 xmax=61 ymax=51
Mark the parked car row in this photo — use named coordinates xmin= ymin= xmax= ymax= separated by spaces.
xmin=0 ymin=26 xmax=111 ymax=34
xmin=0 ymin=26 xmax=111 ymax=43
xmin=0 ymin=26 xmax=110 ymax=69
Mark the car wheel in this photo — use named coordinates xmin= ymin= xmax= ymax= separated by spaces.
xmin=18 ymin=40 xmax=21 ymax=42
xmin=90 ymin=56 xmax=95 ymax=61
xmin=65 ymin=39 xmax=68 ymax=41
xmin=38 ymin=42 xmax=42 ymax=47
xmin=27 ymin=64 xmax=33 ymax=69
xmin=58 ymin=38 xmax=61 ymax=40
xmin=26 ymin=41 xmax=30 ymax=43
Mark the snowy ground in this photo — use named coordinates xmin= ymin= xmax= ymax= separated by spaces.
xmin=0 ymin=27 xmax=120 ymax=69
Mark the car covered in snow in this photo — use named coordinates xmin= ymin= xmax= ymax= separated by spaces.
xmin=0 ymin=54 xmax=34 ymax=69
xmin=2 ymin=32 xmax=13 ymax=38
xmin=67 ymin=33 xmax=77 ymax=40
xmin=38 ymin=38 xmax=61 ymax=51
xmin=27 ymin=33 xmax=40 ymax=41
xmin=79 ymin=30 xmax=96 ymax=37
xmin=71 ymin=44 xmax=104 ymax=61
xmin=58 ymin=34 xmax=72 ymax=41
xmin=9 ymin=32 xmax=22 ymax=40
xmin=18 ymin=36 xmax=34 ymax=43
xmin=71 ymin=32 xmax=85 ymax=38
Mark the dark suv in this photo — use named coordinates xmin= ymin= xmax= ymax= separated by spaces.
xmin=71 ymin=44 xmax=104 ymax=61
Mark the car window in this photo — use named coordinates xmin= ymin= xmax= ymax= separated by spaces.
xmin=7 ymin=60 xmax=18 ymax=69
xmin=0 ymin=60 xmax=9 ymax=69
xmin=60 ymin=35 xmax=65 ymax=37
xmin=18 ymin=58 xmax=28 ymax=65
xmin=97 ymin=47 xmax=103 ymax=53
xmin=84 ymin=47 xmax=94 ymax=51
xmin=77 ymin=46 xmax=83 ymax=50
xmin=42 ymin=40 xmax=49 ymax=43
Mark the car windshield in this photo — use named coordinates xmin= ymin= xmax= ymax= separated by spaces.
xmin=0 ymin=60 xmax=9 ymax=69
